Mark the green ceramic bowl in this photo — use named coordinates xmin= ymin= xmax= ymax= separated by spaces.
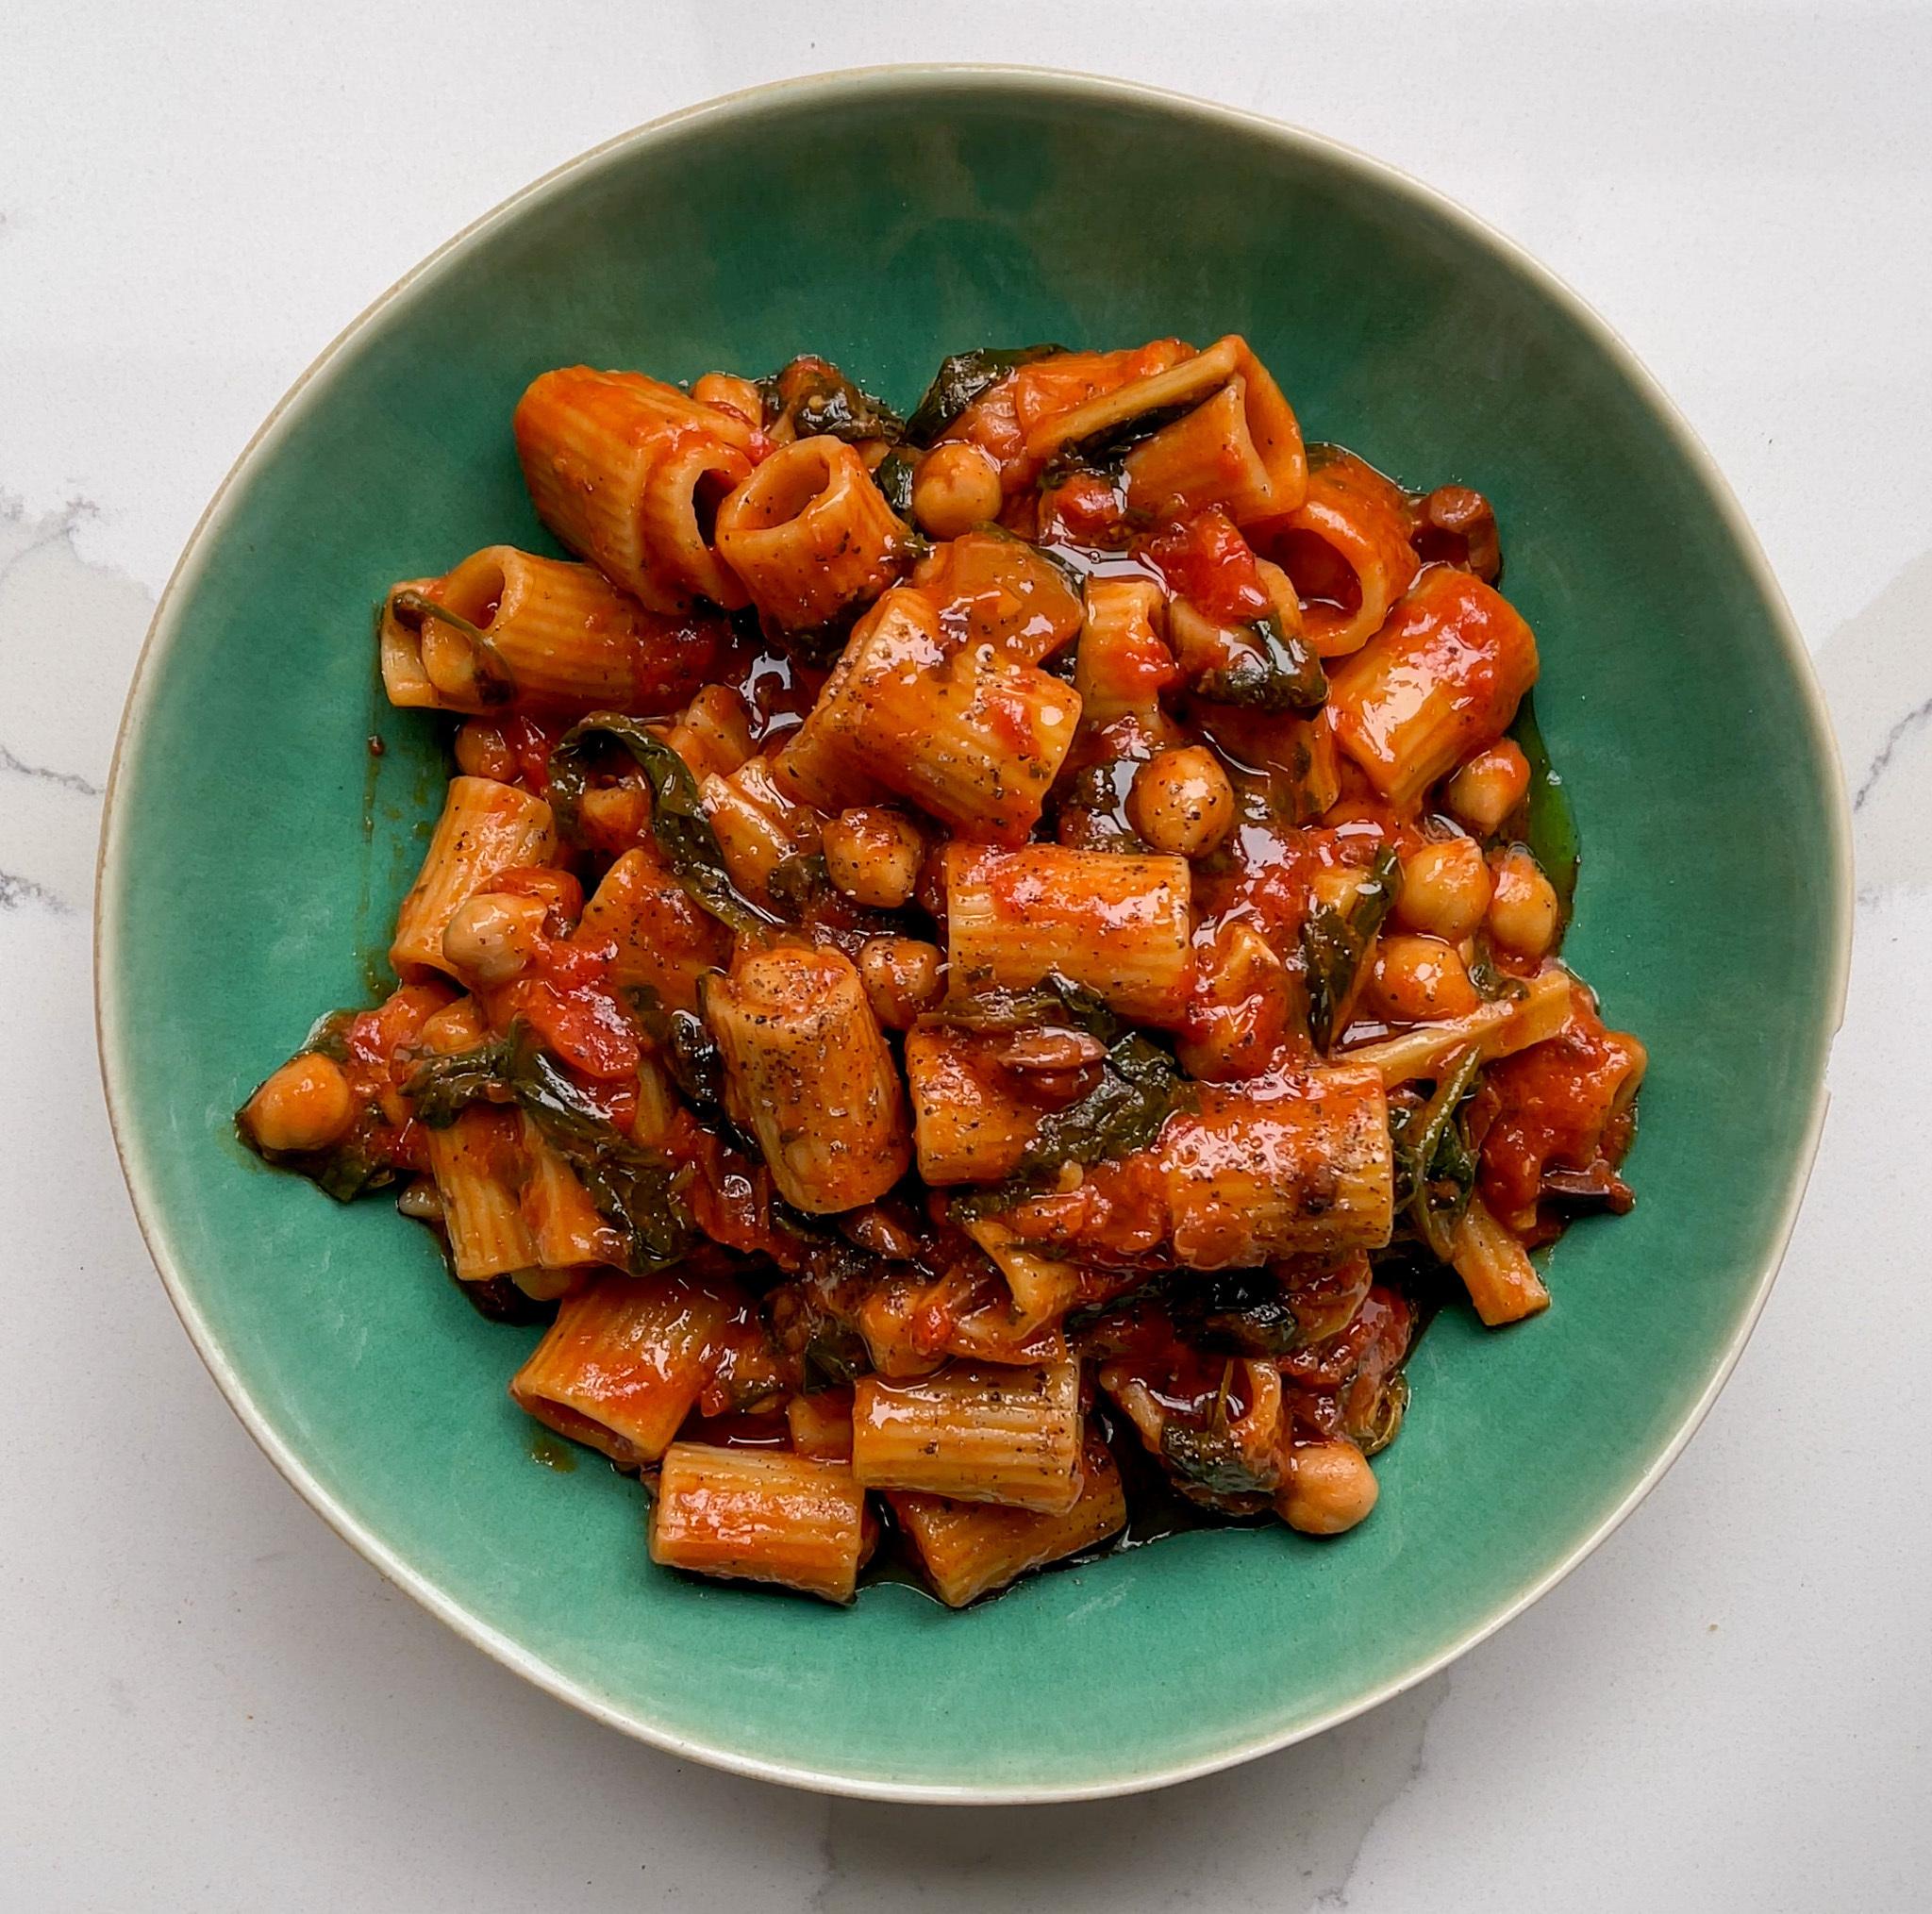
xmin=96 ymin=69 xmax=1850 ymax=1802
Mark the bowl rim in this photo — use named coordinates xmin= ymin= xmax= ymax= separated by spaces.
xmin=92 ymin=62 xmax=1855 ymax=1806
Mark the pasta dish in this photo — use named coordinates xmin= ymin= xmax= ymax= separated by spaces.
xmin=237 ymin=335 xmax=1645 ymax=1606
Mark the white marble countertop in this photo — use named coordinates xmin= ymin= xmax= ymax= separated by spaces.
xmin=4 ymin=7 xmax=1928 ymax=1908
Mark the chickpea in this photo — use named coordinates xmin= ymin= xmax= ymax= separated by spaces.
xmin=858 ymin=937 xmax=944 ymax=1030
xmin=1487 ymin=845 xmax=1561 ymax=958
xmin=1394 ymin=837 xmax=1491 ymax=941
xmin=1308 ymin=865 xmax=1367 ymax=913
xmin=1444 ymin=741 xmax=1530 ymax=835
xmin=453 ymin=719 xmax=518 ymax=783
xmin=1366 ymin=934 xmax=1481 ymax=1023
xmin=691 ymin=371 xmax=764 ymax=426
xmin=1278 ymin=1440 xmax=1379 ymax=1536
xmin=441 ymin=891 xmax=548 ymax=984
xmin=823 ymin=807 xmax=924 ymax=908
xmin=1127 ymin=746 xmax=1236 ymax=857
xmin=244 ymin=1052 xmax=355 ymax=1156
xmin=910 ymin=441 xmax=1005 ymax=540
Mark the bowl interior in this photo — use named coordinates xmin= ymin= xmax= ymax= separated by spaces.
xmin=99 ymin=72 xmax=1846 ymax=1799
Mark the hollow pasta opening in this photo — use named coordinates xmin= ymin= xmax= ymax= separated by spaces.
xmin=1265 ymin=526 xmax=1362 ymax=626
xmin=734 ymin=440 xmax=838 ymax=532
xmin=439 ymin=550 xmax=509 ymax=630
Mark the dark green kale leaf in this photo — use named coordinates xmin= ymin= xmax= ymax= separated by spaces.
xmin=903 ymin=343 xmax=1067 ymax=444
xmin=387 ymin=589 xmax=519 ymax=707
xmin=1158 ymin=1421 xmax=1277 ymax=1499
xmin=407 ymin=1024 xmax=699 ymax=1275
xmin=757 ymin=356 xmax=904 ymax=443
xmin=946 ymin=978 xmax=1185 ymax=1221
xmin=1190 ymin=610 xmax=1327 ymax=715
xmin=548 ymin=713 xmax=770 ymax=936
xmin=1389 ymin=1045 xmax=1484 ymax=1263
xmin=1170 ymin=1268 xmax=1302 ymax=1356
xmin=1300 ymin=844 xmax=1403 ymax=1050
xmin=871 ymin=447 xmax=918 ymax=518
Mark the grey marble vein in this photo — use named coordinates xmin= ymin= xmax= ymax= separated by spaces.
xmin=0 ymin=740 xmax=103 ymax=798
xmin=1854 ymin=691 xmax=1932 ymax=811
xmin=0 ymin=869 xmax=74 ymax=914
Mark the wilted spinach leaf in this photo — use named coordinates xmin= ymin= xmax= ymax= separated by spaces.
xmin=388 ymin=588 xmax=518 ymax=707
xmin=1191 ymin=611 xmax=1327 ymax=715
xmin=549 ymin=713 xmax=769 ymax=936
xmin=903 ymin=343 xmax=1066 ymax=443
xmin=947 ymin=976 xmax=1184 ymax=1220
xmin=407 ymin=1024 xmax=698 ymax=1274
xmin=758 ymin=356 xmax=903 ymax=443
xmin=1507 ymin=693 xmax=1579 ymax=911
xmin=1301 ymin=844 xmax=1403 ymax=1050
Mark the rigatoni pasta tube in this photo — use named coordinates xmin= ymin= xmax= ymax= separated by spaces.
xmin=1124 ymin=358 xmax=1307 ymax=524
xmin=889 ymin=1437 xmax=1126 ymax=1606
xmin=390 ymin=776 xmax=558 ymax=981
xmin=508 ymin=1272 xmax=734 ymax=1467
xmin=376 ymin=575 xmax=442 ymax=707
xmin=427 ymin=1106 xmax=538 ymax=1283
xmin=943 ymin=843 xmax=1194 ymax=1027
xmin=1021 ymin=336 xmax=1305 ymax=519
xmin=851 ymin=1359 xmax=1083 ymax=1513
xmin=382 ymin=545 xmax=701 ymax=715
xmin=1252 ymin=448 xmax=1420 ymax=657
xmin=413 ymin=998 xmax=539 ymax=1285
xmin=648 ymin=1445 xmax=867 ymax=1603
xmin=1075 ymin=577 xmax=1174 ymax=725
xmin=518 ymin=1113 xmax=623 ymax=1273
xmin=714 ymin=435 xmax=907 ymax=632
xmin=1449 ymin=1194 xmax=1550 ymax=1326
xmin=780 ymin=587 xmax=1081 ymax=844
xmin=910 ymin=528 xmax=1085 ymax=664
xmin=1326 ymin=568 xmax=1540 ymax=805
xmin=705 ymin=943 xmax=911 ymax=1214
xmin=1341 ymin=964 xmax=1574 ymax=1086
xmin=1159 ymin=1073 xmax=1395 ymax=1265
xmin=513 ymin=365 xmax=754 ymax=612
xmin=700 ymin=755 xmax=821 ymax=909
xmin=999 ymin=1068 xmax=1395 ymax=1268
xmin=903 ymin=1024 xmax=1042 ymax=1185
xmin=575 ymin=846 xmax=729 ymax=1015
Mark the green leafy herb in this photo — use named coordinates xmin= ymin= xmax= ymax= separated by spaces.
xmin=1507 ymin=692 xmax=1579 ymax=911
xmin=1465 ymin=933 xmax=1525 ymax=1004
xmin=389 ymin=589 xmax=518 ymax=707
xmin=1191 ymin=611 xmax=1328 ymax=715
xmin=765 ymin=850 xmax=830 ymax=918
xmin=548 ymin=712 xmax=770 ymax=936
xmin=407 ymin=1025 xmax=698 ymax=1274
xmin=758 ymin=356 xmax=904 ymax=443
xmin=872 ymin=447 xmax=917 ymax=517
xmin=948 ymin=978 xmax=1184 ymax=1219
xmin=1171 ymin=1268 xmax=1302 ymax=1356
xmin=1357 ymin=1373 xmax=1410 ymax=1456
xmin=1300 ymin=844 xmax=1403 ymax=1050
xmin=1039 ymin=402 xmax=1191 ymax=491
xmin=1158 ymin=1420 xmax=1276 ymax=1500
xmin=928 ymin=973 xmax=1120 ymax=1042
xmin=903 ymin=343 xmax=1066 ymax=443
xmin=1391 ymin=1045 xmax=1484 ymax=1263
